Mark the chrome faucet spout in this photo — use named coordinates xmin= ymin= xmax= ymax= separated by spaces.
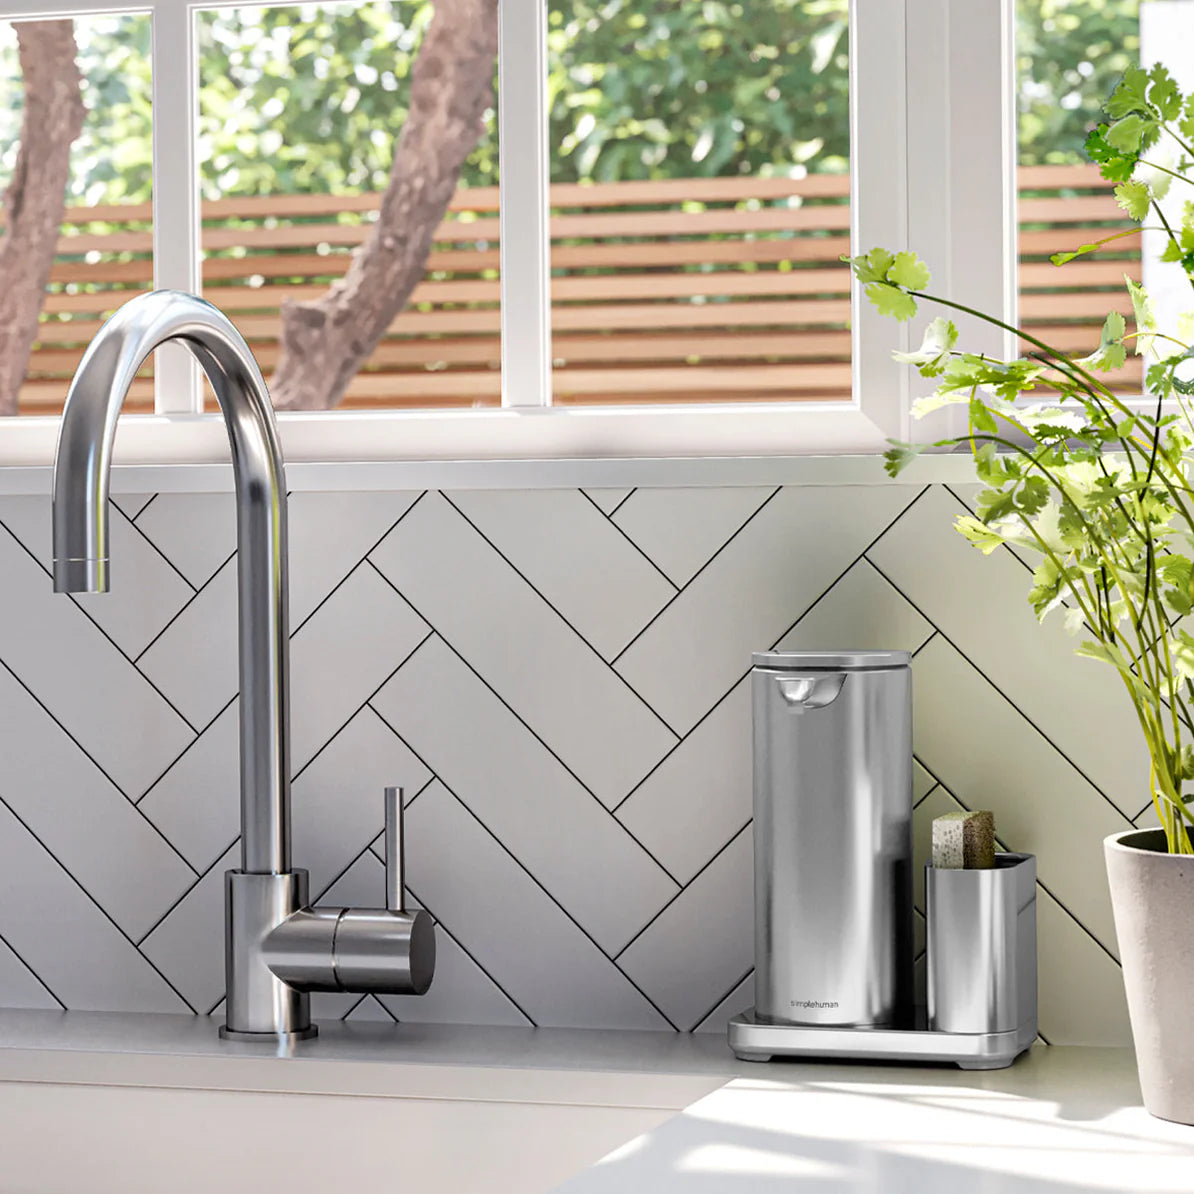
xmin=51 ymin=289 xmax=291 ymax=875
xmin=52 ymin=290 xmax=435 ymax=1041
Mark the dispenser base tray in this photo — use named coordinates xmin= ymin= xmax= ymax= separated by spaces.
xmin=728 ymin=1009 xmax=1035 ymax=1070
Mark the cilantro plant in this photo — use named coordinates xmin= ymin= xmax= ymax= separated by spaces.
xmin=850 ymin=64 xmax=1194 ymax=854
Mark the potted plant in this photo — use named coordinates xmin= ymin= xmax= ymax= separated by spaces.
xmin=850 ymin=63 xmax=1194 ymax=1123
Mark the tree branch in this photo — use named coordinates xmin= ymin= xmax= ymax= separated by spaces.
xmin=271 ymin=0 xmax=499 ymax=410
xmin=0 ymin=21 xmax=85 ymax=416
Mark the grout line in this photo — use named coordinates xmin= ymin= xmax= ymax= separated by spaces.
xmin=436 ymin=784 xmax=682 ymax=1030
xmin=615 ymin=821 xmax=750 ymax=964
xmin=609 ymin=485 xmax=783 ymax=668
xmin=0 ymin=928 xmax=67 ymax=1011
xmin=136 ymin=693 xmax=239 ymax=807
xmin=128 ymin=493 xmax=159 ymax=522
xmin=0 ymin=655 xmax=200 ymax=878
xmin=0 ymin=791 xmax=198 ymax=1014
xmin=0 ymin=519 xmax=200 ymax=736
xmin=338 ymin=993 xmax=370 ymax=1021
xmin=437 ymin=492 xmax=681 ymax=740
xmin=135 ymin=835 xmax=239 ymax=947
xmin=362 ymin=591 xmax=683 ymax=890
xmin=289 ymin=630 xmax=435 ymax=788
xmin=577 ymin=487 xmax=680 ymax=593
xmin=392 ymin=880 xmax=537 ymax=1027
xmin=867 ymin=555 xmax=1139 ymax=826
xmin=607 ymin=488 xmax=637 ymax=518
xmin=689 ymin=965 xmax=752 ymax=1033
xmin=613 ymin=487 xmax=935 ymax=816
xmin=113 ymin=500 xmax=198 ymax=594
xmin=132 ymin=549 xmax=236 ymax=667
xmin=289 ymin=490 xmax=427 ymax=637
xmin=913 ymin=755 xmax=1123 ymax=969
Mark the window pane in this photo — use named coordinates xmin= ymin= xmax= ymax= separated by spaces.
xmin=197 ymin=1 xmax=499 ymax=412
xmin=547 ymin=0 xmax=850 ymax=406
xmin=1016 ymin=0 xmax=1142 ymax=395
xmin=0 ymin=14 xmax=153 ymax=416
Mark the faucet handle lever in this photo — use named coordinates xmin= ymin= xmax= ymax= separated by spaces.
xmin=384 ymin=786 xmax=405 ymax=913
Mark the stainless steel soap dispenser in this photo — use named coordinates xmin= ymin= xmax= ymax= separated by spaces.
xmin=750 ymin=650 xmax=914 ymax=1029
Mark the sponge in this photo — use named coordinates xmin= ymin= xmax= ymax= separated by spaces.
xmin=931 ymin=810 xmax=996 ymax=869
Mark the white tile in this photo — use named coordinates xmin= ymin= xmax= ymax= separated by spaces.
xmin=869 ymin=485 xmax=1149 ymax=818
xmin=0 ymin=497 xmax=194 ymax=658
xmin=0 ymin=525 xmax=194 ymax=799
xmin=0 ymin=666 xmax=195 ymax=940
xmin=140 ymin=844 xmax=237 ymax=1017
xmin=405 ymin=781 xmax=668 ymax=1030
xmin=134 ymin=493 xmax=237 ymax=587
xmin=693 ymin=971 xmax=754 ymax=1035
xmin=1037 ymin=889 xmax=1132 ymax=1045
xmin=616 ymin=484 xmax=920 ymax=734
xmin=445 ymin=489 xmax=675 ymax=660
xmin=914 ymin=762 xmax=937 ymax=805
xmin=618 ymin=827 xmax=754 ymax=1030
xmin=583 ymin=488 xmax=633 ymax=515
xmin=912 ymin=637 xmax=1131 ymax=955
xmin=373 ymin=637 xmax=677 ymax=954
xmin=294 ymin=706 xmax=432 ymax=899
xmin=372 ymin=493 xmax=676 ymax=806
xmin=139 ymin=700 xmax=240 ymax=874
xmin=328 ymin=847 xmax=532 ymax=1027
xmin=0 ymin=936 xmax=59 ymax=1010
xmin=612 ymin=486 xmax=777 ymax=586
xmin=112 ymin=493 xmax=155 ymax=521
xmin=137 ymin=557 xmax=238 ymax=730
xmin=0 ymin=801 xmax=184 ymax=1013
xmin=773 ymin=558 xmax=933 ymax=655
xmin=616 ymin=677 xmax=750 ymax=885
xmin=288 ymin=490 xmax=421 ymax=627
xmin=290 ymin=564 xmax=429 ymax=774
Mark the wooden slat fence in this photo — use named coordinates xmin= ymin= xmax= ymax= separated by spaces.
xmin=16 ymin=162 xmax=1140 ymax=413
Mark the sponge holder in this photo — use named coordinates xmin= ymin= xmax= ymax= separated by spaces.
xmin=728 ymin=851 xmax=1038 ymax=1069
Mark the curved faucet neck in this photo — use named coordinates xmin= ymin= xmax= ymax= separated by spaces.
xmin=51 ymin=290 xmax=292 ymax=874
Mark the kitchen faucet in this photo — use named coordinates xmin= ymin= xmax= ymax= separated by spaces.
xmin=51 ymin=290 xmax=435 ymax=1041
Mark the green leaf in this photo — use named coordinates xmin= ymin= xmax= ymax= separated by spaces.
xmin=1106 ymin=114 xmax=1150 ymax=153
xmin=1174 ymin=629 xmax=1194 ymax=682
xmin=1115 ymin=179 xmax=1152 ymax=221
xmin=1017 ymin=475 xmax=1050 ymax=516
xmin=882 ymin=441 xmax=926 ymax=478
xmin=1081 ymin=310 xmax=1127 ymax=372
xmin=1085 ymin=125 xmax=1138 ymax=182
xmin=1150 ymin=64 xmax=1182 ymax=121
xmin=847 ymin=247 xmax=897 ymax=285
xmin=976 ymin=487 xmax=1016 ymax=522
xmin=955 ymin=514 xmax=1006 ymax=554
xmin=1028 ymin=556 xmax=1064 ymax=620
xmin=1126 ymin=277 xmax=1157 ymax=355
xmin=969 ymin=396 xmax=998 ymax=434
xmin=866 ymin=282 xmax=918 ymax=322
xmin=888 ymin=251 xmax=931 ymax=292
xmin=893 ymin=316 xmax=957 ymax=377
xmin=1107 ymin=66 xmax=1151 ymax=119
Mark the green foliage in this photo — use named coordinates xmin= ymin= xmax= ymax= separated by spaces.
xmin=858 ymin=60 xmax=1194 ymax=856
xmin=0 ymin=0 xmax=1157 ymax=202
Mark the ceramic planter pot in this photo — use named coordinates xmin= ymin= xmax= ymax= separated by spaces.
xmin=1104 ymin=828 xmax=1194 ymax=1125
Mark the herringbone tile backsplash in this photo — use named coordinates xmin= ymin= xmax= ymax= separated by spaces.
xmin=0 ymin=481 xmax=1141 ymax=1043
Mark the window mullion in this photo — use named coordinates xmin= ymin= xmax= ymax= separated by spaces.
xmin=497 ymin=0 xmax=552 ymax=409
xmin=151 ymin=0 xmax=203 ymax=414
xmin=904 ymin=0 xmax=1017 ymax=442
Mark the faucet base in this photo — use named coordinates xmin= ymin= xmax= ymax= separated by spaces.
xmin=219 ymin=1025 xmax=319 ymax=1044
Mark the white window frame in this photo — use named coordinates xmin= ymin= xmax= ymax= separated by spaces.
xmin=0 ymin=0 xmax=1017 ymax=469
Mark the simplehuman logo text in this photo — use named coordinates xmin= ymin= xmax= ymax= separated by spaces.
xmin=790 ymin=999 xmax=840 ymax=1010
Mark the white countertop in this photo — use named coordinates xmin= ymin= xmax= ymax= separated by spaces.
xmin=555 ymin=1046 xmax=1194 ymax=1193
xmin=0 ymin=1011 xmax=1191 ymax=1193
